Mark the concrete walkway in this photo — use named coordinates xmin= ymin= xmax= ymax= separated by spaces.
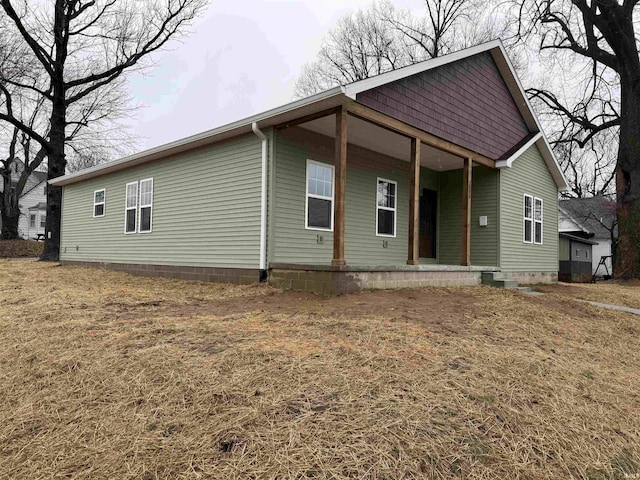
xmin=580 ymin=300 xmax=640 ymax=316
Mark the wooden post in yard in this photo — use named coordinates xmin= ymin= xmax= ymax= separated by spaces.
xmin=332 ymin=106 xmax=347 ymax=266
xmin=462 ymin=157 xmax=472 ymax=266
xmin=408 ymin=138 xmax=421 ymax=265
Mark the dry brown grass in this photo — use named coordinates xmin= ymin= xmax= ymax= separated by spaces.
xmin=0 ymin=260 xmax=638 ymax=479
xmin=0 ymin=239 xmax=43 ymax=258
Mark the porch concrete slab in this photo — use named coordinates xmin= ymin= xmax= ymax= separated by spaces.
xmin=580 ymin=300 xmax=640 ymax=316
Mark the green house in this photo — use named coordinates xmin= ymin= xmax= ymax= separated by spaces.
xmin=51 ymin=40 xmax=568 ymax=294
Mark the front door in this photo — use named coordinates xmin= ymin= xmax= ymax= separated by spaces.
xmin=419 ymin=188 xmax=437 ymax=258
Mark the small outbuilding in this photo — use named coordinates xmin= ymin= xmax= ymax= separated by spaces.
xmin=558 ymin=233 xmax=598 ymax=283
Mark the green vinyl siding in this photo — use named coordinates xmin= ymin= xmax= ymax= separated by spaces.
xmin=271 ymin=128 xmax=442 ymax=266
xmin=499 ymin=144 xmax=559 ymax=272
xmin=559 ymin=236 xmax=570 ymax=261
xmin=60 ymin=134 xmax=262 ymax=268
xmin=471 ymin=166 xmax=499 ymax=266
xmin=438 ymin=166 xmax=499 ymax=266
xmin=438 ymin=170 xmax=462 ymax=265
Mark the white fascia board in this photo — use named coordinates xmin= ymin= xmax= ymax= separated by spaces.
xmin=495 ymin=132 xmax=543 ymax=168
xmin=50 ymin=86 xmax=351 ymax=186
xmin=343 ymin=40 xmax=503 ymax=97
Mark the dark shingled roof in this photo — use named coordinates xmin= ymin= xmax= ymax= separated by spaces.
xmin=28 ymin=202 xmax=47 ymax=210
xmin=560 ymin=196 xmax=617 ymax=239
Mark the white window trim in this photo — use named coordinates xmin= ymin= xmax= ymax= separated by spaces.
xmin=305 ymin=159 xmax=334 ymax=232
xmin=124 ymin=181 xmax=138 ymax=234
xmin=93 ymin=188 xmax=106 ymax=218
xmin=376 ymin=177 xmax=397 ymax=238
xmin=534 ymin=197 xmax=543 ymax=245
xmin=29 ymin=213 xmax=36 ymax=228
xmin=138 ymin=177 xmax=154 ymax=234
xmin=39 ymin=214 xmax=46 ymax=229
xmin=523 ymin=194 xmax=533 ymax=244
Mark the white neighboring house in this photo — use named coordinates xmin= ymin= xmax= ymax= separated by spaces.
xmin=0 ymin=161 xmax=48 ymax=239
xmin=559 ymin=196 xmax=617 ymax=277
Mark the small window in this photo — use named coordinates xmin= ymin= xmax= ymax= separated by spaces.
xmin=40 ymin=214 xmax=46 ymax=229
xmin=523 ymin=194 xmax=533 ymax=243
xmin=376 ymin=178 xmax=396 ymax=237
xmin=575 ymin=249 xmax=580 ymax=258
xmin=29 ymin=213 xmax=36 ymax=228
xmin=306 ymin=160 xmax=334 ymax=230
xmin=586 ymin=250 xmax=589 ymax=260
xmin=125 ymin=181 xmax=138 ymax=233
xmin=534 ymin=197 xmax=543 ymax=244
xmin=139 ymin=178 xmax=153 ymax=233
xmin=93 ymin=189 xmax=105 ymax=217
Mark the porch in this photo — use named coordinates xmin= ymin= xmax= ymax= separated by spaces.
xmin=270 ymin=103 xmax=501 ymax=272
xmin=269 ymin=263 xmax=501 ymax=295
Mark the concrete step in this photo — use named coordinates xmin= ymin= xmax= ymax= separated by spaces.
xmin=481 ymin=271 xmax=519 ymax=289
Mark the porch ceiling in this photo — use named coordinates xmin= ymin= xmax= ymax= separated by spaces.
xmin=299 ymin=115 xmax=465 ymax=171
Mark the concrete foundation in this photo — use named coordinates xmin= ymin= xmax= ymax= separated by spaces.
xmin=268 ymin=263 xmax=499 ymax=295
xmin=60 ymin=260 xmax=557 ymax=294
xmin=60 ymin=260 xmax=261 ymax=285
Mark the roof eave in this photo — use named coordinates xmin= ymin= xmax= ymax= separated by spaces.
xmin=50 ymin=86 xmax=352 ymax=187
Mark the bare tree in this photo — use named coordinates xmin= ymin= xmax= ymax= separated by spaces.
xmin=295 ymin=0 xmax=490 ymax=97
xmin=0 ymin=0 xmax=207 ymax=259
xmin=66 ymin=151 xmax=111 ymax=174
xmin=512 ymin=0 xmax=640 ymax=277
xmin=295 ymin=4 xmax=417 ymax=97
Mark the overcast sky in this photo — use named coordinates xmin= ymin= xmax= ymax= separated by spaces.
xmin=127 ymin=0 xmax=423 ymax=151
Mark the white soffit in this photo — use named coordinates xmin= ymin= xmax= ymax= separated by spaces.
xmin=300 ymin=115 xmax=464 ymax=171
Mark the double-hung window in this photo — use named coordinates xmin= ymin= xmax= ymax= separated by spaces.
xmin=29 ymin=213 xmax=36 ymax=228
xmin=523 ymin=194 xmax=543 ymax=244
xmin=40 ymin=214 xmax=46 ymax=229
xmin=523 ymin=195 xmax=533 ymax=243
xmin=534 ymin=197 xmax=543 ymax=244
xmin=376 ymin=178 xmax=396 ymax=237
xmin=125 ymin=181 xmax=138 ymax=233
xmin=139 ymin=178 xmax=153 ymax=233
xmin=93 ymin=189 xmax=105 ymax=217
xmin=306 ymin=160 xmax=334 ymax=230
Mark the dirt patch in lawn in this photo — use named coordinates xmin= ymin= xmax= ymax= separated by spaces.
xmin=106 ymin=287 xmax=481 ymax=336
xmin=0 ymin=260 xmax=638 ymax=479
xmin=0 ymin=239 xmax=43 ymax=258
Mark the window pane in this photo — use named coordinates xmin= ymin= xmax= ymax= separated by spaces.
xmin=95 ymin=190 xmax=104 ymax=203
xmin=126 ymin=184 xmax=137 ymax=208
xmin=40 ymin=216 xmax=46 ymax=228
xmin=94 ymin=204 xmax=104 ymax=217
xmin=140 ymin=206 xmax=152 ymax=232
xmin=30 ymin=215 xmax=36 ymax=228
xmin=524 ymin=219 xmax=532 ymax=242
xmin=126 ymin=209 xmax=136 ymax=232
xmin=378 ymin=209 xmax=395 ymax=236
xmin=535 ymin=222 xmax=542 ymax=243
xmin=524 ymin=196 xmax=532 ymax=219
xmin=308 ymin=163 xmax=332 ymax=198
xmin=140 ymin=180 xmax=152 ymax=206
xmin=307 ymin=197 xmax=331 ymax=229
xmin=378 ymin=181 xmax=396 ymax=209
xmin=534 ymin=199 xmax=542 ymax=221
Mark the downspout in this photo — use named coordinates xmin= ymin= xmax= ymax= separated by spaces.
xmin=252 ymin=122 xmax=268 ymax=282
